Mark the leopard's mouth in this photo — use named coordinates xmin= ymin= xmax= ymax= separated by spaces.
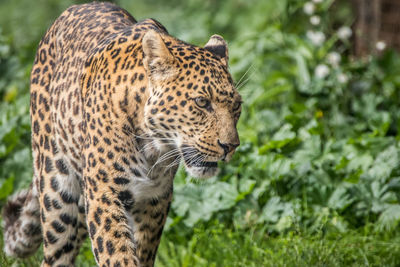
xmin=180 ymin=145 xmax=219 ymax=178
xmin=181 ymin=145 xmax=218 ymax=167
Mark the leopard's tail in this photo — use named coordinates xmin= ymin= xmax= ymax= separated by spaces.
xmin=2 ymin=185 xmax=42 ymax=258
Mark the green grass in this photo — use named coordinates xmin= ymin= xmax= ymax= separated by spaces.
xmin=3 ymin=223 xmax=399 ymax=267
xmin=157 ymin=225 xmax=400 ymax=267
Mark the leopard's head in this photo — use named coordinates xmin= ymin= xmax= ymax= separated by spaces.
xmin=142 ymin=30 xmax=241 ymax=178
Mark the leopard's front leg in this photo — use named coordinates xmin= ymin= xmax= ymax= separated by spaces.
xmin=83 ymin=140 xmax=141 ymax=266
xmin=130 ymin=188 xmax=173 ymax=266
xmin=83 ymin=137 xmax=174 ymax=267
xmin=83 ymin=187 xmax=141 ymax=267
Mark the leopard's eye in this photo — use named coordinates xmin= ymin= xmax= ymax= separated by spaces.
xmin=195 ymin=97 xmax=211 ymax=109
xmin=233 ymin=101 xmax=242 ymax=111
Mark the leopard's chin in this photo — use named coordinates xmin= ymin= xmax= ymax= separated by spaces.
xmin=184 ymin=164 xmax=219 ymax=179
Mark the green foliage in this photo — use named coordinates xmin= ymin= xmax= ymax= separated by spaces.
xmin=0 ymin=28 xmax=32 ymax=197
xmin=155 ymin=0 xmax=400 ymax=238
xmin=0 ymin=0 xmax=400 ymax=266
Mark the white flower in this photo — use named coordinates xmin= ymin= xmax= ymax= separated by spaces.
xmin=313 ymin=0 xmax=324 ymax=3
xmin=337 ymin=26 xmax=352 ymax=40
xmin=337 ymin=73 xmax=349 ymax=84
xmin=303 ymin=2 xmax=315 ymax=15
xmin=327 ymin=52 xmax=341 ymax=67
xmin=315 ymin=64 xmax=330 ymax=79
xmin=310 ymin=15 xmax=321 ymax=25
xmin=306 ymin=30 xmax=326 ymax=46
xmin=376 ymin=41 xmax=386 ymax=51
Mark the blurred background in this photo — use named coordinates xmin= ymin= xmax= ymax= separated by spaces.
xmin=1 ymin=0 xmax=400 ymax=266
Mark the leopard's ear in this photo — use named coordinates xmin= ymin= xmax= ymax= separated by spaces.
xmin=142 ymin=30 xmax=177 ymax=81
xmin=204 ymin=34 xmax=229 ymax=66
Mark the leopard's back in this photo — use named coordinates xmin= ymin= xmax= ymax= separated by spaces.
xmin=30 ymin=2 xmax=137 ymax=170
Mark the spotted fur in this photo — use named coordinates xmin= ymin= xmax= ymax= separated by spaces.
xmin=2 ymin=2 xmax=241 ymax=266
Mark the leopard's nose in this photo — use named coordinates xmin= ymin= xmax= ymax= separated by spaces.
xmin=218 ymin=140 xmax=240 ymax=156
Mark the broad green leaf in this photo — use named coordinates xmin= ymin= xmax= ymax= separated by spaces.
xmin=0 ymin=175 xmax=14 ymax=200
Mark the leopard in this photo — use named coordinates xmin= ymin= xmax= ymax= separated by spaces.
xmin=2 ymin=2 xmax=241 ymax=267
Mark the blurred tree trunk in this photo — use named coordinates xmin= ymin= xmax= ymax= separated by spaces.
xmin=353 ymin=0 xmax=400 ymax=56
xmin=352 ymin=0 xmax=381 ymax=56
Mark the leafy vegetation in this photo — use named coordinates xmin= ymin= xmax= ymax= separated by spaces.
xmin=0 ymin=0 xmax=399 ymax=266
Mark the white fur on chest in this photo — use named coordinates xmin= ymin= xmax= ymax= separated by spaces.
xmin=129 ymin=139 xmax=179 ymax=202
xmin=129 ymin=167 xmax=175 ymax=203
